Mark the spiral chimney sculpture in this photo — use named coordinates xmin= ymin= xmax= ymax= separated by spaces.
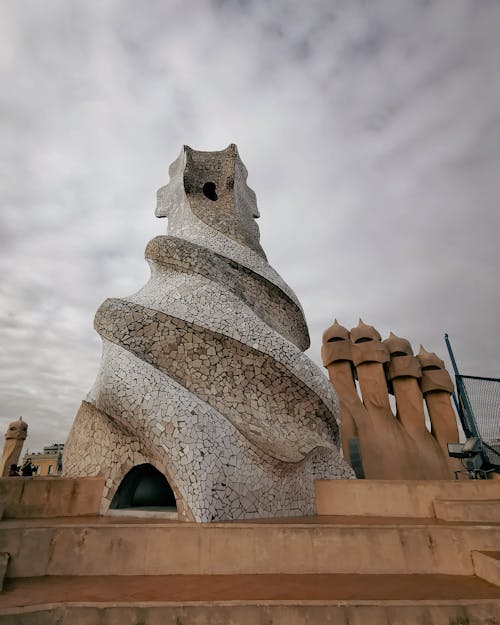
xmin=64 ymin=145 xmax=353 ymax=521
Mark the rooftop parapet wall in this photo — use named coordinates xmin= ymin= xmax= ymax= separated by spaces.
xmin=315 ymin=479 xmax=500 ymax=518
xmin=0 ymin=477 xmax=104 ymax=519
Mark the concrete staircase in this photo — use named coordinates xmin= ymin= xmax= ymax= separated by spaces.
xmin=0 ymin=478 xmax=499 ymax=624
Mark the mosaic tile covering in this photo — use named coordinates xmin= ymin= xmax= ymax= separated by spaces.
xmin=63 ymin=145 xmax=353 ymax=521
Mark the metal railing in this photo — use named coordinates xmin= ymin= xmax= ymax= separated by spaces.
xmin=445 ymin=334 xmax=500 ymax=474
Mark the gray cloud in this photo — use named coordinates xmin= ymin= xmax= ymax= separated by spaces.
xmin=1 ymin=0 xmax=499 ymax=451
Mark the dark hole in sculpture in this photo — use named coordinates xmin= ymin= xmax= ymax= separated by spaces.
xmin=203 ymin=181 xmax=218 ymax=201
xmin=110 ymin=463 xmax=176 ymax=510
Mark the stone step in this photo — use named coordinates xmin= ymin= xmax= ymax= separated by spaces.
xmin=434 ymin=499 xmax=500 ymax=523
xmin=0 ymin=574 xmax=499 ymax=624
xmin=0 ymin=553 xmax=8 ymax=592
xmin=472 ymin=551 xmax=500 ymax=587
xmin=2 ymin=516 xmax=500 ymax=578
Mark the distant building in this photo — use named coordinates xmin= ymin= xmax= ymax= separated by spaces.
xmin=23 ymin=443 xmax=64 ymax=476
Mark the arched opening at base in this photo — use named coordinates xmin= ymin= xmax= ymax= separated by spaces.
xmin=110 ymin=463 xmax=177 ymax=510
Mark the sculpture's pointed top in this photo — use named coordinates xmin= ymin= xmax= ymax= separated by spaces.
xmin=183 ymin=143 xmax=238 ymax=156
xmin=350 ymin=319 xmax=381 ymax=343
xmin=322 ymin=319 xmax=349 ymax=343
xmin=383 ymin=332 xmax=413 ymax=356
xmin=416 ymin=345 xmax=445 ymax=370
xmin=5 ymin=417 xmax=28 ymax=439
xmin=156 ymin=143 xmax=265 ymax=257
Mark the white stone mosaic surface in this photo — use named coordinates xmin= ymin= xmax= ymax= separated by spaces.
xmin=63 ymin=145 xmax=353 ymax=521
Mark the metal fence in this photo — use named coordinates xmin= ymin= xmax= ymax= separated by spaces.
xmin=456 ymin=374 xmax=500 ymax=468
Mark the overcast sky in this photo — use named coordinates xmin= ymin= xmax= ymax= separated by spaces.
xmin=1 ymin=0 xmax=499 ymax=453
